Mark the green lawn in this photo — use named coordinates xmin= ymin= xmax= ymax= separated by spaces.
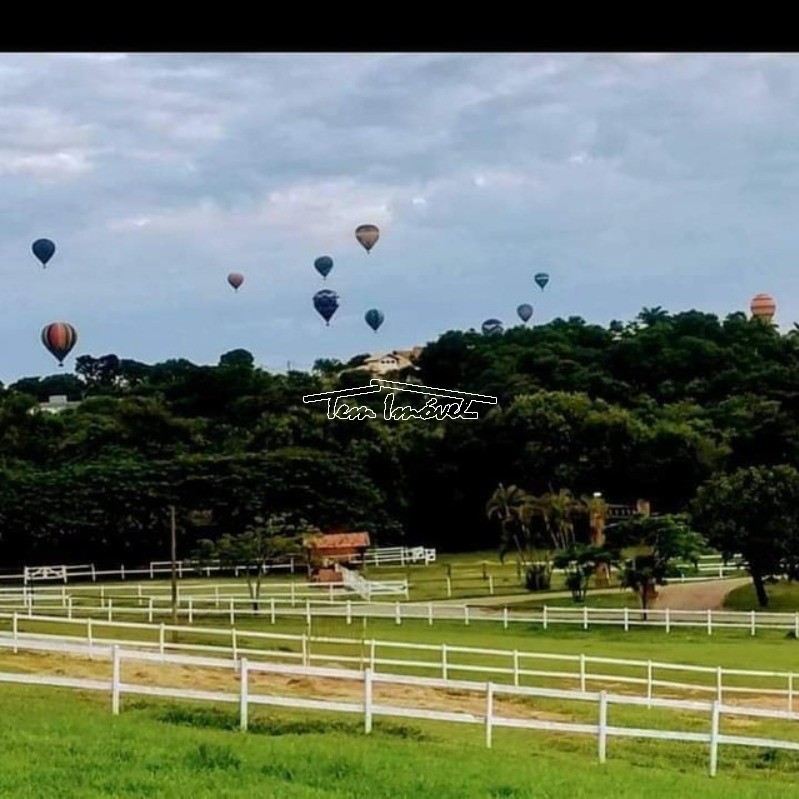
xmin=0 ymin=683 xmax=798 ymax=796
xmin=725 ymin=580 xmax=799 ymax=612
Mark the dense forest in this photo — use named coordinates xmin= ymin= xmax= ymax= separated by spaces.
xmin=1 ymin=306 xmax=798 ymax=569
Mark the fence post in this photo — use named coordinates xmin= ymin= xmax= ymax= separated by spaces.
xmin=441 ymin=643 xmax=448 ymax=680
xmin=291 ymin=582 xmax=296 ymax=607
xmin=232 ymin=628 xmax=238 ymax=661
xmin=665 ymin=608 xmax=670 ymax=634
xmin=149 ymin=563 xmax=154 ymax=580
xmin=271 ymin=598 xmax=276 ymax=625
xmin=159 ymin=623 xmax=165 ymax=660
xmin=598 ymin=690 xmax=608 ymax=764
xmin=395 ymin=602 xmax=401 ymax=625
xmin=488 ymin=575 xmax=494 ymax=596
xmin=794 ymin=613 xmax=798 ymax=639
xmin=61 ymin=585 xmax=66 ymax=607
xmin=111 ymin=645 xmax=121 ymax=715
xmin=750 ymin=610 xmax=756 ymax=636
xmin=369 ymin=639 xmax=376 ymax=672
xmin=215 ymin=586 xmax=220 ymax=609
xmin=148 ymin=597 xmax=154 ymax=624
xmin=582 ymin=605 xmax=588 ymax=631
xmin=716 ymin=667 xmax=723 ymax=703
xmin=464 ymin=605 xmax=470 ymax=627
xmin=91 ymin=564 xmax=97 ymax=582
xmin=543 ymin=605 xmax=548 ymax=631
xmin=188 ymin=598 xmax=193 ymax=625
xmin=503 ymin=606 xmax=509 ymax=630
xmin=709 ymin=700 xmax=720 ymax=776
xmin=446 ymin=577 xmax=452 ymax=598
xmin=329 ymin=582 xmax=334 ymax=603
xmin=87 ymin=617 xmax=93 ymax=658
xmin=290 ymin=556 xmax=295 ymax=575
xmin=513 ymin=650 xmax=520 ymax=687
xmin=100 ymin=586 xmax=105 ymax=606
xmin=67 ymin=596 xmax=73 ymax=620
xmin=302 ymin=634 xmax=309 ymax=667
xmin=707 ymin=609 xmax=712 ymax=636
xmin=623 ymin=607 xmax=629 ymax=632
xmin=121 ymin=564 xmax=125 ymax=581
xmin=12 ymin=612 xmax=17 ymax=654
xmin=137 ymin=584 xmax=143 ymax=606
xmin=364 ymin=668 xmax=373 ymax=734
xmin=428 ymin=603 xmax=434 ymax=626
xmin=239 ymin=658 xmax=249 ymax=731
xmin=229 ymin=598 xmax=235 ymax=626
xmin=647 ymin=661 xmax=653 ymax=708
xmin=305 ymin=600 xmax=311 ymax=628
xmin=485 ymin=682 xmax=494 ymax=749
xmin=579 ymin=654 xmax=586 ymax=692
xmin=107 ymin=598 xmax=113 ymax=623
xmin=789 ymin=674 xmax=794 ymax=713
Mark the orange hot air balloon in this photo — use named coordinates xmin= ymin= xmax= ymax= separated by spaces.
xmin=41 ymin=322 xmax=78 ymax=367
xmin=750 ymin=293 xmax=776 ymax=322
xmin=355 ymin=224 xmax=380 ymax=253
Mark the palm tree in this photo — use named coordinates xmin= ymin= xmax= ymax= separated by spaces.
xmin=487 ymin=484 xmax=533 ymax=569
xmin=538 ymin=488 xmax=583 ymax=551
xmin=637 ymin=306 xmax=670 ymax=327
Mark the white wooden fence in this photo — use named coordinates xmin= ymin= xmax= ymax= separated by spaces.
xmin=1 ymin=584 xmax=797 ymax=637
xmin=2 ymin=612 xmax=799 ymax=713
xmin=1 ymin=636 xmax=798 ymax=776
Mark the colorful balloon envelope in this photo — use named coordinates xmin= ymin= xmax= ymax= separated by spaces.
xmin=41 ymin=322 xmax=77 ymax=366
xmin=534 ymin=272 xmax=549 ymax=291
xmin=517 ymin=303 xmax=533 ymax=324
xmin=355 ymin=224 xmax=380 ymax=253
xmin=314 ymin=256 xmax=334 ymax=279
xmin=750 ymin=293 xmax=776 ymax=321
xmin=365 ymin=308 xmax=384 ymax=332
xmin=482 ymin=318 xmax=504 ymax=336
xmin=227 ymin=272 xmax=244 ymax=291
xmin=32 ymin=238 xmax=56 ymax=267
xmin=313 ymin=289 xmax=340 ymax=326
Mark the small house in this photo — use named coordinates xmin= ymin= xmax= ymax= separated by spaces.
xmin=303 ymin=532 xmax=371 ymax=583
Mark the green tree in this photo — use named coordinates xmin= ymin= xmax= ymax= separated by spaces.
xmin=193 ymin=513 xmax=316 ymax=610
xmin=612 ymin=514 xmax=705 ymax=618
xmin=552 ymin=544 xmax=615 ymax=603
xmin=690 ymin=465 xmax=799 ymax=607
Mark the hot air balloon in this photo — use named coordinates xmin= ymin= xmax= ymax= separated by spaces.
xmin=534 ymin=272 xmax=549 ymax=291
xmin=313 ymin=289 xmax=339 ymax=326
xmin=482 ymin=318 xmax=504 ymax=336
xmin=41 ymin=322 xmax=77 ymax=367
xmin=750 ymin=293 xmax=776 ymax=322
xmin=365 ymin=308 xmax=384 ymax=332
xmin=32 ymin=239 xmax=56 ymax=267
xmin=355 ymin=224 xmax=380 ymax=253
xmin=517 ymin=304 xmax=533 ymax=324
xmin=314 ymin=256 xmax=334 ymax=279
xmin=227 ymin=272 xmax=244 ymax=291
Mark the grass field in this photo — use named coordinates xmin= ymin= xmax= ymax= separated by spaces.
xmin=1 ymin=681 xmax=798 ymax=797
xmin=725 ymin=581 xmax=799 ymax=612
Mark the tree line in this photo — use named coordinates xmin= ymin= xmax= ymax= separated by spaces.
xmin=1 ymin=308 xmax=799 ymax=604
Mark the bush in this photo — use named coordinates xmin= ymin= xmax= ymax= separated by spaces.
xmin=525 ymin=563 xmax=552 ymax=591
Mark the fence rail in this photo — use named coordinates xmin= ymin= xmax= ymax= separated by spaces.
xmin=2 ymin=612 xmax=798 ymax=713
xmin=0 ymin=636 xmax=797 ymax=777
xmin=0 ymin=585 xmax=794 ymax=637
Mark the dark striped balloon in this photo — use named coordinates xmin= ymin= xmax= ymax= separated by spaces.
xmin=313 ymin=289 xmax=339 ymax=326
xmin=481 ymin=318 xmax=504 ymax=336
xmin=314 ymin=256 xmax=334 ymax=279
xmin=41 ymin=322 xmax=78 ymax=366
xmin=365 ymin=308 xmax=384 ymax=332
xmin=32 ymin=238 xmax=56 ymax=267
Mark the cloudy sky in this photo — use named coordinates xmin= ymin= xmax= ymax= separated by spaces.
xmin=1 ymin=52 xmax=798 ymax=382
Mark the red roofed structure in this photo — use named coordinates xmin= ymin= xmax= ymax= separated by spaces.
xmin=303 ymin=531 xmax=371 ymax=583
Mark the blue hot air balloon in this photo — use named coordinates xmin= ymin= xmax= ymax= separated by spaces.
xmin=32 ymin=238 xmax=56 ymax=267
xmin=534 ymin=272 xmax=549 ymax=291
xmin=313 ymin=289 xmax=339 ymax=326
xmin=517 ymin=303 xmax=533 ymax=324
xmin=314 ymin=256 xmax=334 ymax=280
xmin=365 ymin=308 xmax=384 ymax=332
xmin=482 ymin=318 xmax=504 ymax=336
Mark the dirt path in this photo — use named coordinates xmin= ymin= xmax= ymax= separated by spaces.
xmin=652 ymin=577 xmax=750 ymax=611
